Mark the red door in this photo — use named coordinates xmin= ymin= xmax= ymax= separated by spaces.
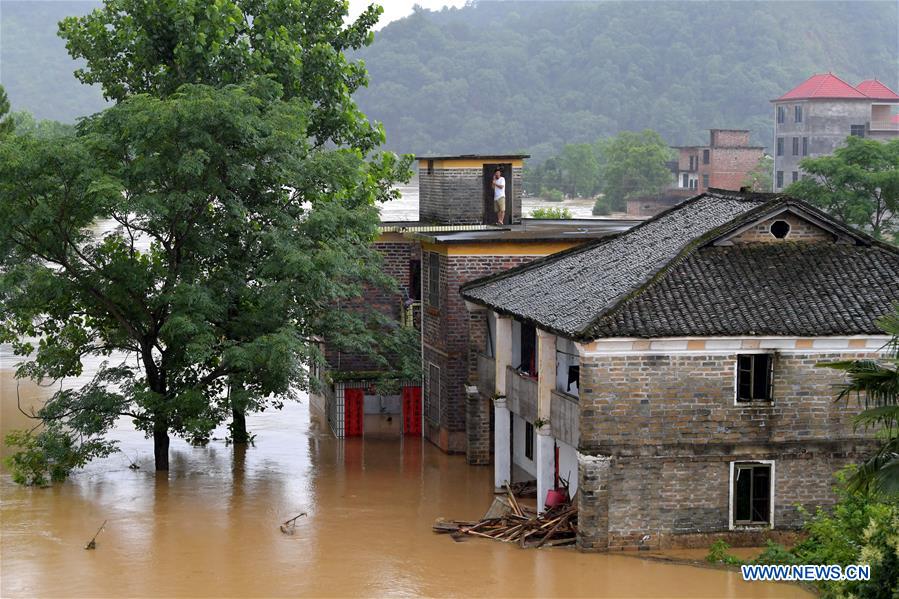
xmin=402 ymin=386 xmax=422 ymax=435
xmin=345 ymin=388 xmax=364 ymax=437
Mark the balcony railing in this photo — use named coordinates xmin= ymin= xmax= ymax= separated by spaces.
xmin=476 ymin=353 xmax=495 ymax=396
xmin=869 ymin=120 xmax=899 ymax=132
xmin=506 ymin=366 xmax=537 ymax=421
xmin=550 ymin=389 xmax=579 ymax=448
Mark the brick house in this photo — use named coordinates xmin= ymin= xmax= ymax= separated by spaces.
xmin=313 ymin=154 xmax=640 ymax=451
xmin=461 ymin=188 xmax=899 ymax=550
xmin=772 ymin=73 xmax=899 ymax=191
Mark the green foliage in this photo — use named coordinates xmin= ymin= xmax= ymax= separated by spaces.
xmin=742 ymin=155 xmax=773 ymax=192
xmin=705 ymin=540 xmax=745 ymax=566
xmin=0 ymin=85 xmax=14 ymax=138
xmin=529 ymin=207 xmax=572 ymax=219
xmin=3 ymin=427 xmax=116 ymax=486
xmin=597 ymin=130 xmax=674 ymax=211
xmin=818 ymin=305 xmax=899 ymax=495
xmin=9 ymin=111 xmax=75 ymax=139
xmin=543 ymin=189 xmax=564 ymax=202
xmin=592 ymin=197 xmax=612 ymax=216
xmin=0 ymin=0 xmax=414 ymax=475
xmin=786 ymin=137 xmax=899 ymax=241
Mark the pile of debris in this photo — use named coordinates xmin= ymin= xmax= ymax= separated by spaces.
xmin=433 ymin=485 xmax=577 ymax=549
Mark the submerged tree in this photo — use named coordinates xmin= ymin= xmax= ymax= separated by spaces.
xmin=594 ymin=130 xmax=673 ymax=213
xmin=0 ymin=0 xmax=417 ymax=475
xmin=821 ymin=304 xmax=899 ymax=495
xmin=742 ymin=155 xmax=773 ymax=193
xmin=786 ymin=137 xmax=899 ymax=242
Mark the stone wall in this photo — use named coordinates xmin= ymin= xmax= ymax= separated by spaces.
xmin=575 ymin=345 xmax=883 ymax=550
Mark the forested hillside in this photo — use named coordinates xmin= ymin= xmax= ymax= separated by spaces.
xmin=2 ymin=1 xmax=897 ymax=160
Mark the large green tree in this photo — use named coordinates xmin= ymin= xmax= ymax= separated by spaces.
xmin=596 ymin=130 xmax=674 ymax=211
xmin=0 ymin=85 xmax=14 ymax=138
xmin=0 ymin=0 xmax=416 ymax=474
xmin=786 ymin=137 xmax=899 ymax=242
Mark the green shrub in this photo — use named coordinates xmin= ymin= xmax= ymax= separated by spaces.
xmin=705 ymin=539 xmax=745 ymax=566
xmin=592 ymin=196 xmax=612 ymax=215
xmin=4 ymin=427 xmax=116 ymax=486
xmin=530 ymin=206 xmax=572 ymax=219
xmin=542 ymin=188 xmax=564 ymax=202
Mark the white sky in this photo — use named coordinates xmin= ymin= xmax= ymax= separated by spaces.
xmin=348 ymin=1 xmax=469 ymax=29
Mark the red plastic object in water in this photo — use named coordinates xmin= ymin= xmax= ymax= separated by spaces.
xmin=545 ymin=488 xmax=568 ymax=509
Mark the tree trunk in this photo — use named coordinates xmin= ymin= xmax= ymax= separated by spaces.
xmin=231 ymin=406 xmax=249 ymax=444
xmin=153 ymin=421 xmax=170 ymax=471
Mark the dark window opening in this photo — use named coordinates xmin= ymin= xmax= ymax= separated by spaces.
xmin=734 ymin=463 xmax=771 ymax=525
xmin=427 ymin=252 xmax=440 ymax=307
xmin=702 ymin=174 xmax=709 ymax=188
xmin=792 ymin=137 xmax=799 ymax=156
xmin=776 ymin=171 xmax=784 ymax=189
xmin=682 ymin=173 xmax=689 ymax=188
xmin=777 ymin=106 xmax=785 ymax=124
xmin=519 ymin=322 xmax=537 ymax=377
xmin=525 ymin=421 xmax=534 ymax=460
xmin=427 ymin=160 xmax=434 ymax=175
xmin=770 ymin=220 xmax=790 ymax=238
xmin=737 ymin=354 xmax=773 ymax=401
xmin=776 ymin=137 xmax=784 ymax=156
xmin=702 ymin=149 xmax=710 ymax=164
xmin=850 ymin=125 xmax=866 ymax=138
xmin=802 ymin=137 xmax=808 ymax=156
xmin=794 ymin=105 xmax=802 ymax=123
xmin=791 ymin=171 xmax=799 ymax=183
xmin=409 ymin=259 xmax=421 ymax=301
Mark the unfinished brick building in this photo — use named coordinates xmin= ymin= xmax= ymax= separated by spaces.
xmin=314 ymin=154 xmax=639 ymax=451
xmin=462 ymin=188 xmax=899 ymax=549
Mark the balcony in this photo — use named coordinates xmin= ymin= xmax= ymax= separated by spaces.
xmin=476 ymin=353 xmax=495 ymax=397
xmin=869 ymin=120 xmax=899 ymax=132
xmin=550 ymin=389 xmax=579 ymax=448
xmin=506 ymin=366 xmax=537 ymax=421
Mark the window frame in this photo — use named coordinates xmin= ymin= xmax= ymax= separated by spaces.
xmin=702 ymin=174 xmax=709 ymax=189
xmin=794 ymin=105 xmax=802 ymax=123
xmin=524 ymin=420 xmax=535 ymax=460
xmin=792 ymin=137 xmax=799 ymax=156
xmin=427 ymin=252 xmax=440 ymax=308
xmin=776 ymin=106 xmax=785 ymax=124
xmin=776 ymin=137 xmax=784 ymax=156
xmin=775 ymin=170 xmax=784 ymax=189
xmin=850 ymin=124 xmax=866 ymax=138
xmin=802 ymin=136 xmax=808 ymax=156
xmin=729 ymin=461 xmax=775 ymax=529
xmin=702 ymin=149 xmax=710 ymax=165
xmin=734 ymin=353 xmax=774 ymax=403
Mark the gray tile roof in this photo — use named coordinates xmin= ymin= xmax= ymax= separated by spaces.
xmin=460 ymin=190 xmax=899 ymax=340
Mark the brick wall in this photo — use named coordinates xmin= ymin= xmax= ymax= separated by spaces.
xmin=711 ymin=130 xmax=751 ymax=147
xmin=419 ymin=166 xmax=524 ymax=225
xmin=576 ymin=349 xmax=881 ymax=550
xmin=421 ymin=250 xmax=540 ymax=453
xmin=729 ymin=213 xmax=834 ymax=244
xmin=708 ymin=147 xmax=764 ymax=191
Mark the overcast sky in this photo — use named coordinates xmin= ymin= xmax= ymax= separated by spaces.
xmin=348 ymin=1 xmax=468 ymax=29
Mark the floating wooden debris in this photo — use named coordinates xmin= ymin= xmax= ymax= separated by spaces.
xmin=84 ymin=520 xmax=107 ymax=550
xmin=279 ymin=512 xmax=307 ymax=535
xmin=433 ymin=487 xmax=576 ymax=549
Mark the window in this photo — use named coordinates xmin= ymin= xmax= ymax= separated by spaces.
xmin=850 ymin=125 xmax=866 ymax=137
xmin=702 ymin=149 xmax=710 ymax=165
xmin=794 ymin=105 xmax=802 ymax=123
xmin=736 ymin=354 xmax=772 ymax=401
xmin=770 ymin=220 xmax=790 ymax=239
xmin=426 ymin=363 xmax=440 ymax=423
xmin=802 ymin=137 xmax=808 ymax=156
xmin=791 ymin=171 xmax=799 ymax=183
xmin=776 ymin=106 xmax=785 ymax=124
xmin=427 ymin=252 xmax=440 ymax=307
xmin=518 ymin=322 xmax=537 ymax=376
xmin=776 ymin=137 xmax=784 ymax=156
xmin=408 ymin=259 xmax=421 ymax=301
xmin=682 ymin=173 xmax=689 ymax=188
xmin=556 ymin=337 xmax=580 ymax=397
xmin=732 ymin=462 xmax=772 ymax=526
xmin=792 ymin=137 xmax=799 ymax=156
xmin=690 ymin=179 xmax=697 ymax=190
xmin=702 ymin=174 xmax=709 ymax=189
xmin=427 ymin=159 xmax=434 ymax=175
xmin=524 ymin=421 xmax=534 ymax=460
xmin=485 ymin=312 xmax=496 ymax=358
xmin=776 ymin=171 xmax=783 ymax=189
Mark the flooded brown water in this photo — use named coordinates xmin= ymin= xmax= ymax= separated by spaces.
xmin=0 ymin=366 xmax=811 ymax=598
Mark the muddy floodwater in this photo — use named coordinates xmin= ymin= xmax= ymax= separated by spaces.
xmin=0 ymin=364 xmax=810 ymax=598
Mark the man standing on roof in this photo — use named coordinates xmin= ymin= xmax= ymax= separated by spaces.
xmin=492 ymin=167 xmax=506 ymax=225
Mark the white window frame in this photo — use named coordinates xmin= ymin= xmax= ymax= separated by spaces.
xmin=733 ymin=351 xmax=774 ymax=405
xmin=729 ymin=460 xmax=775 ymax=530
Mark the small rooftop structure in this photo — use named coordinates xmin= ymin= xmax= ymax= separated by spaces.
xmin=855 ymin=79 xmax=899 ymax=101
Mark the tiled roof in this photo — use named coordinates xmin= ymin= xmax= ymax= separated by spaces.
xmin=461 ymin=190 xmax=899 ymax=340
xmin=856 ymin=79 xmax=899 ymax=101
xmin=775 ymin=73 xmax=868 ymax=101
xmin=590 ymin=243 xmax=899 ymax=338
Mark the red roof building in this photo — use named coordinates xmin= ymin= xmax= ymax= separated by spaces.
xmin=856 ymin=79 xmax=899 ymax=101
xmin=776 ymin=73 xmax=868 ymax=101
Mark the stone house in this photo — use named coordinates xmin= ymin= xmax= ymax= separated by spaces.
xmin=773 ymin=73 xmax=899 ymax=191
xmin=461 ymin=188 xmax=899 ymax=550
